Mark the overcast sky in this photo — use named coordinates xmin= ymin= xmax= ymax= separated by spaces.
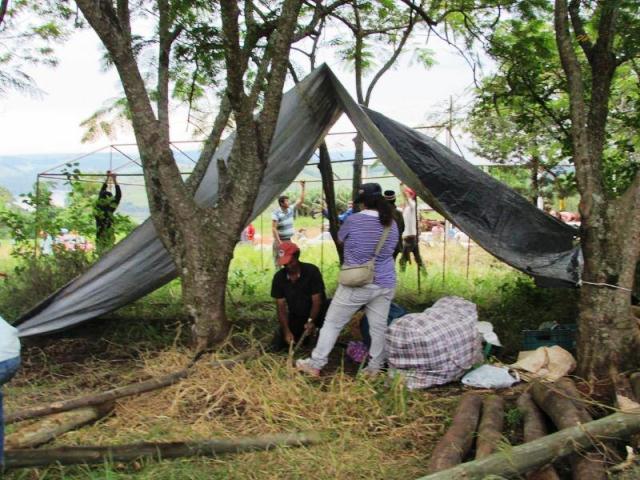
xmin=0 ymin=26 xmax=482 ymax=156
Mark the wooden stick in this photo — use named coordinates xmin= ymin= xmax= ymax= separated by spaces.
xmin=475 ymin=395 xmax=504 ymax=460
xmin=516 ymin=392 xmax=560 ymax=480
xmin=5 ymin=403 xmax=113 ymax=449
xmin=428 ymin=392 xmax=483 ymax=472
xmin=415 ymin=412 xmax=640 ymax=480
xmin=6 ymin=350 xmax=258 ymax=425
xmin=5 ymin=431 xmax=323 ymax=469
xmin=531 ymin=382 xmax=606 ymax=480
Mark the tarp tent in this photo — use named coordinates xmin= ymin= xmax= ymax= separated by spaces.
xmin=16 ymin=65 xmax=581 ymax=337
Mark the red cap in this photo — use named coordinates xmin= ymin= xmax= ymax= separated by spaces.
xmin=277 ymin=241 xmax=300 ymax=266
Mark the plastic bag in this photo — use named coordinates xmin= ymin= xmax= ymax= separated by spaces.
xmin=461 ymin=364 xmax=519 ymax=389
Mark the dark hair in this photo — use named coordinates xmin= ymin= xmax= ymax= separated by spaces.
xmin=278 ymin=195 xmax=289 ymax=205
xmin=363 ymin=195 xmax=393 ymax=226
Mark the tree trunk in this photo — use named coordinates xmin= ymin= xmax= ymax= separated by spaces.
xmin=475 ymin=395 xmax=504 ymax=459
xmin=415 ymin=412 xmax=640 ymax=480
xmin=530 ymin=155 xmax=540 ymax=205
xmin=428 ymin=392 xmax=483 ymax=472
xmin=4 ymin=432 xmax=323 ymax=469
xmin=516 ymin=392 xmax=561 ymax=480
xmin=351 ymin=133 xmax=364 ymax=203
xmin=317 ymin=142 xmax=343 ymax=263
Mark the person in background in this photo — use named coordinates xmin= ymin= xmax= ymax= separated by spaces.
xmin=0 ymin=315 xmax=21 ymax=471
xmin=95 ymin=171 xmax=122 ymax=255
xmin=270 ymin=242 xmax=328 ymax=350
xmin=296 ymin=183 xmax=399 ymax=377
xmin=38 ymin=230 xmax=53 ymax=256
xmin=338 ymin=200 xmax=354 ymax=224
xmin=272 ymin=181 xmax=305 ymax=266
xmin=383 ymin=190 xmax=404 ymax=259
xmin=399 ymin=185 xmax=425 ymax=272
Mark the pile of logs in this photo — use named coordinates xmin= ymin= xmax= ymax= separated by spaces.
xmin=421 ymin=374 xmax=640 ymax=480
xmin=4 ymin=350 xmax=324 ymax=470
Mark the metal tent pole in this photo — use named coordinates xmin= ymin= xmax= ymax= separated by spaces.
xmin=33 ymin=174 xmax=41 ymax=257
xmin=260 ymin=213 xmax=264 ymax=270
xmin=442 ymin=220 xmax=448 ymax=285
xmin=416 ymin=196 xmax=421 ymax=294
xmin=320 ymin=185 xmax=324 ymax=275
xmin=466 ymin=234 xmax=471 ymax=279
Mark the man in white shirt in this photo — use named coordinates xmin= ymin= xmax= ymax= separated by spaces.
xmin=0 ymin=316 xmax=20 ymax=470
xmin=400 ymin=185 xmax=425 ymax=272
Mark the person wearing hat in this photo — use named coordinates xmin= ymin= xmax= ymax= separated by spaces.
xmin=297 ymin=182 xmax=399 ymax=377
xmin=0 ymin=315 xmax=20 ymax=471
xmin=400 ymin=184 xmax=425 ymax=271
xmin=384 ymin=190 xmax=404 ymax=259
xmin=272 ymin=181 xmax=305 ymax=267
xmin=270 ymin=241 xmax=328 ymax=351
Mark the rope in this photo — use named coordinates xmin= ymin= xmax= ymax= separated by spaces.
xmin=577 ymin=280 xmax=633 ymax=292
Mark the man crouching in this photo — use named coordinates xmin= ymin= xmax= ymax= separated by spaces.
xmin=270 ymin=242 xmax=328 ymax=350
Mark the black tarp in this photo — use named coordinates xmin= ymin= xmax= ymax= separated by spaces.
xmin=16 ymin=64 xmax=581 ymax=337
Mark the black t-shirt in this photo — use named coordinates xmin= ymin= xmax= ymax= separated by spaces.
xmin=271 ymin=262 xmax=326 ymax=320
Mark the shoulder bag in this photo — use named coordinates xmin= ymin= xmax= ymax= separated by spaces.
xmin=338 ymin=225 xmax=391 ymax=287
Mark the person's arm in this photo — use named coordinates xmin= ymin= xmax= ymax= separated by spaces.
xmin=295 ymin=180 xmax=305 ymax=209
xmin=99 ymin=176 xmax=109 ymax=199
xmin=306 ymin=293 xmax=323 ymax=333
xmin=112 ymin=173 xmax=122 ymax=205
xmin=276 ymin=298 xmax=294 ymax=344
xmin=271 ymin=219 xmax=281 ymax=244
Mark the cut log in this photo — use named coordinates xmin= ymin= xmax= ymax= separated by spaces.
xmin=516 ymin=392 xmax=560 ymax=480
xmin=631 ymin=372 xmax=640 ymax=402
xmin=475 ymin=395 xmax=504 ymax=459
xmin=415 ymin=412 xmax=640 ymax=480
xmin=5 ymin=402 xmax=114 ymax=449
xmin=5 ymin=431 xmax=322 ymax=469
xmin=428 ymin=392 xmax=483 ymax=473
xmin=6 ymin=350 xmax=258 ymax=425
xmin=531 ymin=381 xmax=606 ymax=480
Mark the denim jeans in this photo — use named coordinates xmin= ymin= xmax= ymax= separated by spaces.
xmin=0 ymin=356 xmax=21 ymax=469
xmin=309 ymin=284 xmax=394 ymax=371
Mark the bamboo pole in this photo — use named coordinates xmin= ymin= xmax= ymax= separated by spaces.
xmin=417 ymin=412 xmax=640 ymax=480
xmin=5 ymin=431 xmax=323 ymax=469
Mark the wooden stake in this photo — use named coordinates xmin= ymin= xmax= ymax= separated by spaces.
xmin=5 ymin=431 xmax=323 ymax=469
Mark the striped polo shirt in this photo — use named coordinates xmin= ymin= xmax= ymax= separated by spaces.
xmin=338 ymin=210 xmax=399 ymax=289
xmin=272 ymin=206 xmax=296 ymax=240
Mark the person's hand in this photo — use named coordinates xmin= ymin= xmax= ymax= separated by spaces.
xmin=284 ymin=329 xmax=295 ymax=345
xmin=111 ymin=172 xmax=118 ymax=183
xmin=304 ymin=321 xmax=316 ymax=334
xmin=300 ymin=180 xmax=306 ymax=189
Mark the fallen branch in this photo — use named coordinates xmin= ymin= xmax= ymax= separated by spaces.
xmin=6 ymin=350 xmax=258 ymax=425
xmin=6 ymin=403 xmax=114 ymax=449
xmin=475 ymin=395 xmax=504 ymax=460
xmin=516 ymin=392 xmax=560 ymax=480
xmin=415 ymin=412 xmax=640 ymax=480
xmin=428 ymin=392 xmax=483 ymax=473
xmin=5 ymin=431 xmax=323 ymax=469
xmin=531 ymin=381 xmax=606 ymax=480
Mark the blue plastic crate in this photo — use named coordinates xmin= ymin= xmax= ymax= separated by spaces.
xmin=522 ymin=324 xmax=577 ymax=352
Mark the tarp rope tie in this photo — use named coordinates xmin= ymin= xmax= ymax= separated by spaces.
xmin=577 ymin=280 xmax=633 ymax=292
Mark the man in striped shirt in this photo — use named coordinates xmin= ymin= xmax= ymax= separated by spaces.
xmin=272 ymin=181 xmax=305 ymax=266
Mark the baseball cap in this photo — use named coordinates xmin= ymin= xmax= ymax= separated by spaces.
xmin=277 ymin=241 xmax=300 ymax=266
xmin=354 ymin=183 xmax=383 ymax=203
